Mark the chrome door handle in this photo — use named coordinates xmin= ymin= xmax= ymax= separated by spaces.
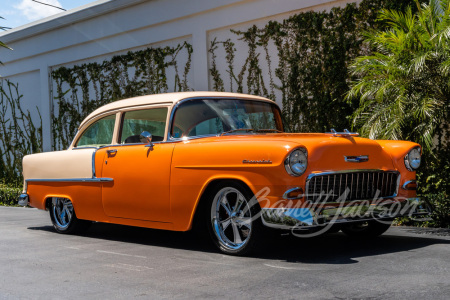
xmin=107 ymin=149 xmax=117 ymax=156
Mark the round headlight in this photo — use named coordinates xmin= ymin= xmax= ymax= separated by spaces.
xmin=404 ymin=147 xmax=421 ymax=171
xmin=285 ymin=148 xmax=308 ymax=176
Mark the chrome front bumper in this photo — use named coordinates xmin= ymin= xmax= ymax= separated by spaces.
xmin=18 ymin=194 xmax=29 ymax=206
xmin=261 ymin=198 xmax=430 ymax=230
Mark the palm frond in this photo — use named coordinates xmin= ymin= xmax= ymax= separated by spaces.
xmin=347 ymin=0 xmax=450 ymax=154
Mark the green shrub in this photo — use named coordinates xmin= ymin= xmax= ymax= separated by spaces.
xmin=424 ymin=192 xmax=450 ymax=228
xmin=0 ymin=183 xmax=21 ymax=206
xmin=395 ymin=192 xmax=450 ymax=228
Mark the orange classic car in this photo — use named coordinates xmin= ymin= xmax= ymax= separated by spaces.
xmin=18 ymin=92 xmax=429 ymax=255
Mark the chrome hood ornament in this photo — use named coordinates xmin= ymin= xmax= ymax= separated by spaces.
xmin=327 ymin=128 xmax=359 ymax=137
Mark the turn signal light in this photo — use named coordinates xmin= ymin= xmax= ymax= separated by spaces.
xmin=283 ymin=187 xmax=304 ymax=200
xmin=402 ymin=180 xmax=417 ymax=190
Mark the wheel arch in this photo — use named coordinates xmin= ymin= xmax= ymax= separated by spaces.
xmin=43 ymin=194 xmax=75 ymax=211
xmin=188 ymin=176 xmax=257 ymax=231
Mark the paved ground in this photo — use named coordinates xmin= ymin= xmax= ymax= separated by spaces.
xmin=0 ymin=206 xmax=449 ymax=300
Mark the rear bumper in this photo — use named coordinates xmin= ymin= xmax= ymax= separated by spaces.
xmin=18 ymin=194 xmax=29 ymax=207
xmin=261 ymin=198 xmax=430 ymax=230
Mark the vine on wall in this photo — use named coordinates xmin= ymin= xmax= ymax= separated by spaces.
xmin=0 ymin=80 xmax=42 ymax=184
xmin=208 ymin=0 xmax=423 ymax=133
xmin=51 ymin=42 xmax=193 ymax=150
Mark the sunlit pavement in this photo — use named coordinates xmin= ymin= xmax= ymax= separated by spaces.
xmin=1 ymin=206 xmax=449 ymax=299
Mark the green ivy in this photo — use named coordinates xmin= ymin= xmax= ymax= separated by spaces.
xmin=51 ymin=42 xmax=193 ymax=150
xmin=0 ymin=80 xmax=43 ymax=185
xmin=209 ymin=0 xmax=426 ymax=133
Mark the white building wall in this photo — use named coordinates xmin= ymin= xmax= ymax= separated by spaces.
xmin=0 ymin=0 xmax=356 ymax=151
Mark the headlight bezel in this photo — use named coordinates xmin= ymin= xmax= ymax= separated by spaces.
xmin=284 ymin=147 xmax=308 ymax=177
xmin=404 ymin=146 xmax=421 ymax=171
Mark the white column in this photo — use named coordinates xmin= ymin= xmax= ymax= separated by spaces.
xmin=39 ymin=65 xmax=52 ymax=152
xmin=192 ymin=29 xmax=209 ymax=91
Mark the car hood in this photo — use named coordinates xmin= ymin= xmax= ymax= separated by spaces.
xmin=194 ymin=133 xmax=397 ymax=171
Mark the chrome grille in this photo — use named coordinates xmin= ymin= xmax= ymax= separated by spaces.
xmin=306 ymin=171 xmax=399 ymax=203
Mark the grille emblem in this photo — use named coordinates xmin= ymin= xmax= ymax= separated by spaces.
xmin=344 ymin=155 xmax=369 ymax=163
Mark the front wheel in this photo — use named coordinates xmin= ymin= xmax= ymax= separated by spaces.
xmin=341 ymin=220 xmax=391 ymax=238
xmin=49 ymin=197 xmax=91 ymax=234
xmin=207 ymin=182 xmax=263 ymax=256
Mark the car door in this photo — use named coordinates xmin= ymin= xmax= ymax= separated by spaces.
xmin=100 ymin=106 xmax=174 ymax=222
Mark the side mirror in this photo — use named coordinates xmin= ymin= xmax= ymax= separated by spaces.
xmin=140 ymin=131 xmax=153 ymax=148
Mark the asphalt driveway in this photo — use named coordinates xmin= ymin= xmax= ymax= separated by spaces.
xmin=1 ymin=206 xmax=449 ymax=299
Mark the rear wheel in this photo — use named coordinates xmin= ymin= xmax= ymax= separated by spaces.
xmin=207 ymin=182 xmax=263 ymax=256
xmin=49 ymin=197 xmax=91 ymax=234
xmin=341 ymin=220 xmax=391 ymax=238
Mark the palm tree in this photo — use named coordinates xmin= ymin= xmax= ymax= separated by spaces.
xmin=346 ymin=0 xmax=450 ymax=154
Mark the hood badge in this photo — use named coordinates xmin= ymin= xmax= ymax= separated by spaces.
xmin=243 ymin=159 xmax=272 ymax=164
xmin=345 ymin=155 xmax=369 ymax=163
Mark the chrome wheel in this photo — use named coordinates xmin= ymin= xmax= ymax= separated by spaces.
xmin=211 ymin=187 xmax=253 ymax=251
xmin=52 ymin=198 xmax=74 ymax=230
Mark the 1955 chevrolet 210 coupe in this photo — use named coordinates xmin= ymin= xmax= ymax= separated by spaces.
xmin=18 ymin=92 xmax=429 ymax=255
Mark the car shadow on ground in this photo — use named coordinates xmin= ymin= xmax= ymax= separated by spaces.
xmin=28 ymin=223 xmax=450 ymax=265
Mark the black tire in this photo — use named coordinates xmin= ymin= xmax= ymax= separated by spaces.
xmin=341 ymin=220 xmax=391 ymax=238
xmin=205 ymin=181 xmax=264 ymax=256
xmin=325 ymin=224 xmax=341 ymax=234
xmin=49 ymin=197 xmax=91 ymax=234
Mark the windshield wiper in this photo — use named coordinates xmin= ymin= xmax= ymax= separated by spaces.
xmin=254 ymin=129 xmax=284 ymax=133
xmin=220 ymin=128 xmax=254 ymax=136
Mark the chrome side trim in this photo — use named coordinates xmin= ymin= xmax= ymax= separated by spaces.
xmin=402 ymin=180 xmax=417 ymax=190
xmin=26 ymin=178 xmax=113 ymax=183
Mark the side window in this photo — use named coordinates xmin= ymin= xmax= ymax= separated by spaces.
xmin=77 ymin=114 xmax=116 ymax=147
xmin=120 ymin=107 xmax=168 ymax=144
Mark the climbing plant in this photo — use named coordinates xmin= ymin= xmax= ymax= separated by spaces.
xmin=51 ymin=42 xmax=193 ymax=150
xmin=208 ymin=0 xmax=425 ymax=133
xmin=0 ymin=80 xmax=42 ymax=184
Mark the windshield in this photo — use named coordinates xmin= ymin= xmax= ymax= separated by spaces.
xmin=171 ymin=99 xmax=284 ymax=138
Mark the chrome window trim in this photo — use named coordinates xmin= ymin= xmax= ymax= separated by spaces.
xmin=73 ymin=146 xmax=98 ymax=150
xmin=73 ymin=112 xmax=118 ymax=149
xmin=118 ymin=105 xmax=170 ymax=144
xmin=305 ymin=169 xmax=401 ymax=201
xmin=77 ymin=102 xmax=173 ymax=132
xmin=167 ymin=96 xmax=283 ymax=141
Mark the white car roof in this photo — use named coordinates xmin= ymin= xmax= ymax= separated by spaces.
xmin=79 ymin=91 xmax=273 ymax=129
